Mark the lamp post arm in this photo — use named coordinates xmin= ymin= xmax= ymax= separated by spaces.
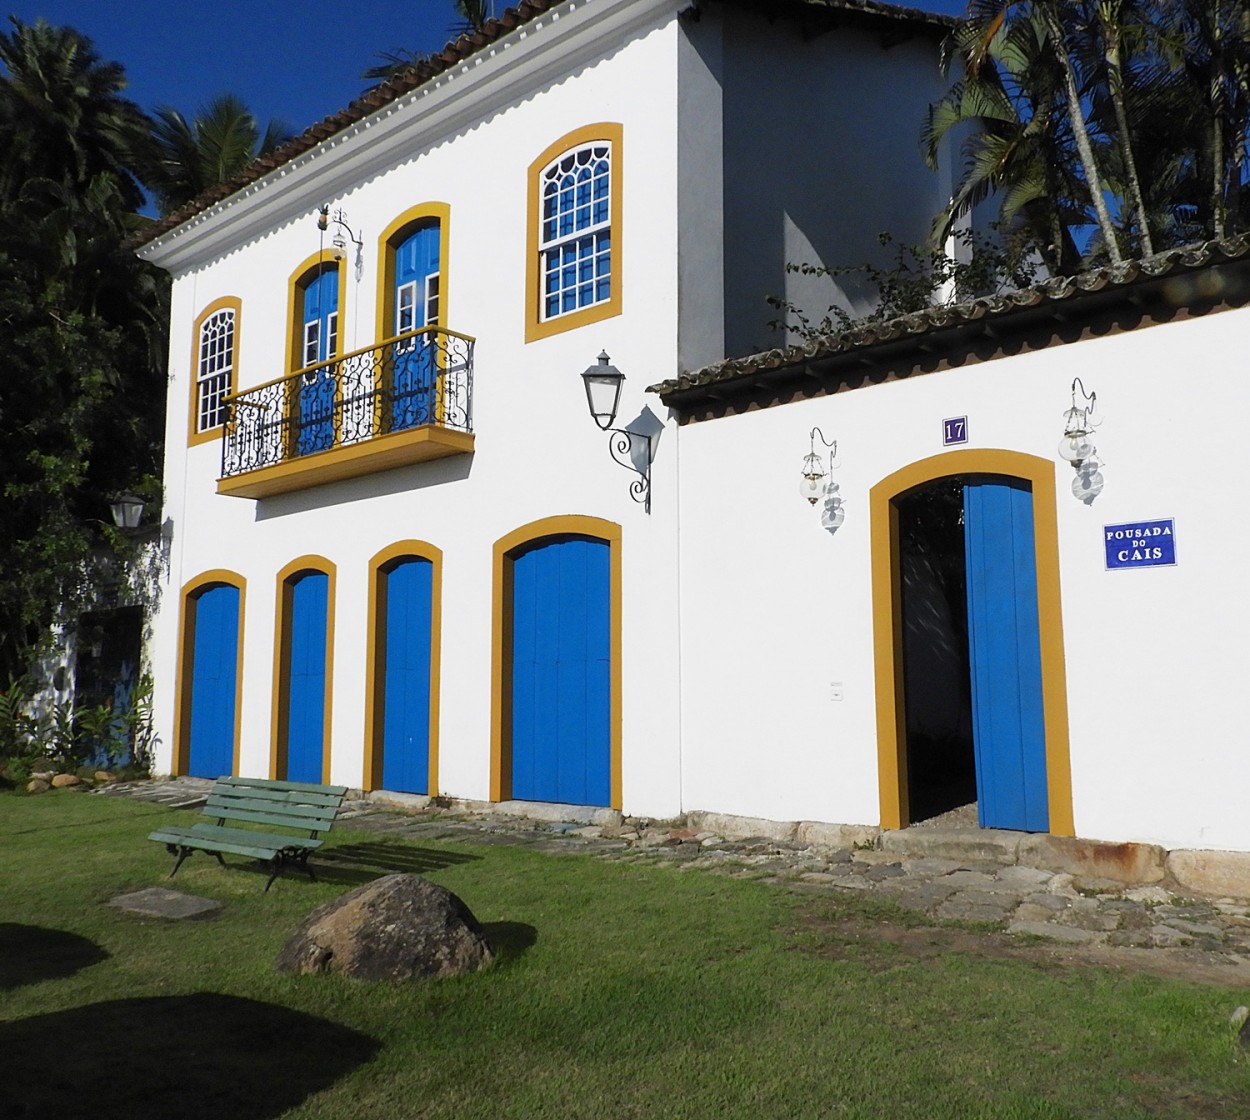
xmin=606 ymin=427 xmax=653 ymax=513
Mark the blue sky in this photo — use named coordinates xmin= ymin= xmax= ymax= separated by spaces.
xmin=7 ymin=1 xmax=969 ymax=135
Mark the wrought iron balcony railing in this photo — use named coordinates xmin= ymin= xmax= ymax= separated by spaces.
xmin=219 ymin=327 xmax=474 ymax=488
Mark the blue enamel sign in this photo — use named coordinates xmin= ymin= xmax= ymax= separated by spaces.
xmin=1104 ymin=519 xmax=1176 ymax=570
xmin=943 ymin=416 xmax=968 ymax=446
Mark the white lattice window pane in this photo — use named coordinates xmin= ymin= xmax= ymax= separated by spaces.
xmin=425 ymin=275 xmax=440 ymax=325
xmin=538 ymin=140 xmax=613 ymax=321
xmin=304 ymin=320 xmax=320 ymax=368
xmin=396 ymin=281 xmax=416 ymax=335
xmin=196 ymin=309 xmax=235 ymax=432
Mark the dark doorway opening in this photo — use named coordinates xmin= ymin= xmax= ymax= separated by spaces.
xmin=897 ymin=479 xmax=976 ymax=823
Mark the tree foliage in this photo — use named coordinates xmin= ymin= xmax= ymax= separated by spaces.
xmin=362 ymin=1 xmax=495 ymax=80
xmin=146 ymin=94 xmax=292 ymax=216
xmin=931 ymin=0 xmax=1250 ymax=266
xmin=0 ymin=18 xmax=166 ymax=685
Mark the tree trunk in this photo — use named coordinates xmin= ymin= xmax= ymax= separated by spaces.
xmin=1101 ymin=4 xmax=1154 ymax=255
xmin=1042 ymin=4 xmax=1124 ymax=263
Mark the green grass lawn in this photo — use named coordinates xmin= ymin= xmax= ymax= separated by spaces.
xmin=2 ymin=790 xmax=1249 ymax=1119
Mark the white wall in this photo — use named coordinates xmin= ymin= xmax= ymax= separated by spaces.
xmin=148 ymin=5 xmax=688 ymax=816
xmin=675 ymin=304 xmax=1250 ymax=852
xmin=712 ymin=7 xmax=950 ymax=358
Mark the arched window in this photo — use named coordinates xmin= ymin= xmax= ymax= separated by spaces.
xmin=286 ymin=254 xmax=347 ymax=456
xmin=189 ymin=297 xmax=240 ymax=446
xmin=376 ymin=204 xmax=451 ymax=433
xmin=526 ymin=124 xmax=623 ymax=342
xmin=297 ymin=263 xmax=340 ymax=369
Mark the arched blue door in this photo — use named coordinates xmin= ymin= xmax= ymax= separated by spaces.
xmin=964 ymin=477 xmax=1048 ymax=831
xmin=298 ymin=267 xmax=339 ymax=455
xmin=285 ymin=571 xmax=328 ymax=783
xmin=511 ymin=537 xmax=610 ymax=807
xmin=187 ymin=584 xmax=239 ymax=779
xmin=381 ymin=558 xmax=433 ymax=793
xmin=392 ymin=224 xmax=439 ymax=431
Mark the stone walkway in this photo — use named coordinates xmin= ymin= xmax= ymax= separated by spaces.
xmin=96 ymin=778 xmax=1250 ymax=979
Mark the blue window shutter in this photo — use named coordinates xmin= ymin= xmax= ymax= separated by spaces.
xmin=964 ymin=479 xmax=1048 ymax=831
xmin=511 ymin=538 xmax=610 ymax=807
xmin=188 ymin=584 xmax=239 ymax=778
xmin=285 ymin=572 xmax=328 ymax=783
xmin=381 ymin=559 xmax=433 ymax=793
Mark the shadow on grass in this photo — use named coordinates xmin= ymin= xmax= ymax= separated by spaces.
xmin=480 ymin=920 xmax=538 ymax=965
xmin=310 ymin=840 xmax=481 ymax=885
xmin=0 ymin=924 xmax=109 ymax=990
xmin=0 ymin=992 xmax=379 ymax=1119
xmin=150 ymin=841 xmax=481 ymax=891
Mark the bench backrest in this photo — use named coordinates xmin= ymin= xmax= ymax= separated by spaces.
xmin=205 ymin=775 xmax=348 ymax=835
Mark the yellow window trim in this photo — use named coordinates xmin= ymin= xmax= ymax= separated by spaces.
xmin=868 ymin=449 xmax=1074 ymax=836
xmin=270 ymin=555 xmax=337 ymax=784
xmin=490 ymin=515 xmax=623 ymax=809
xmin=188 ymin=296 xmax=242 ymax=448
xmin=374 ymin=202 xmax=451 ymax=345
xmin=173 ymin=570 xmax=247 ymax=776
xmin=363 ymin=540 xmax=444 ymax=794
xmin=525 ymin=123 xmax=624 ymax=343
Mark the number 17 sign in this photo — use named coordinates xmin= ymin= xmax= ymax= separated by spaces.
xmin=943 ymin=416 xmax=968 ymax=446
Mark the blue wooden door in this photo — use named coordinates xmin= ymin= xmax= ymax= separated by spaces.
xmin=511 ymin=537 xmax=610 ymax=806
xmin=187 ymin=584 xmax=239 ymax=778
xmin=381 ymin=559 xmax=433 ymax=793
xmin=298 ymin=268 xmax=338 ymax=455
xmin=392 ymin=224 xmax=439 ymax=431
xmin=285 ymin=572 xmax=328 ymax=783
xmin=964 ymin=478 xmax=1048 ymax=831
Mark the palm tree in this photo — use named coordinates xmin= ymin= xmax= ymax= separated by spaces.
xmin=362 ymin=2 xmax=496 ymax=81
xmin=923 ymin=10 xmax=1087 ymax=273
xmin=454 ymin=0 xmax=492 ymax=33
xmin=966 ymin=1 xmax=1125 ymax=263
xmin=146 ymin=94 xmax=292 ymax=216
xmin=0 ymin=16 xmax=151 ymax=209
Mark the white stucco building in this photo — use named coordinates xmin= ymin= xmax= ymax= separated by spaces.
xmin=136 ymin=0 xmax=1250 ymax=859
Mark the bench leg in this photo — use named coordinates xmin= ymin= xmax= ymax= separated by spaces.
xmin=166 ymin=844 xmax=191 ymax=878
xmin=263 ymin=851 xmax=318 ymax=892
xmin=164 ymin=844 xmax=225 ymax=877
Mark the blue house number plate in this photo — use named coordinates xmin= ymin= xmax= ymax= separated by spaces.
xmin=1104 ymin=519 xmax=1177 ymax=570
xmin=943 ymin=416 xmax=968 ymax=446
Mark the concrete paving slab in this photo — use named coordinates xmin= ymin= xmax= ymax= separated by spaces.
xmin=108 ymin=887 xmax=223 ymax=920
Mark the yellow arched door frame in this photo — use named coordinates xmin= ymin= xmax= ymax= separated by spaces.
xmin=869 ymin=449 xmax=1074 ymax=835
xmin=362 ymin=540 xmax=444 ymax=794
xmin=490 ymin=515 xmax=623 ymax=808
xmin=173 ymin=569 xmax=247 ymax=777
xmin=270 ymin=555 xmax=337 ymax=783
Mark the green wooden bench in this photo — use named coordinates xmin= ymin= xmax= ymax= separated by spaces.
xmin=148 ymin=775 xmax=348 ymax=891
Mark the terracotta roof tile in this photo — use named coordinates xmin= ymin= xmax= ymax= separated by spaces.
xmin=648 ymin=235 xmax=1250 ymax=402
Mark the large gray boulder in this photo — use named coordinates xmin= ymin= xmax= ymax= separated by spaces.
xmin=275 ymin=873 xmax=494 ymax=980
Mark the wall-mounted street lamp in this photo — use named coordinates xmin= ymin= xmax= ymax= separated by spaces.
xmin=580 ymin=351 xmax=654 ymax=513
xmin=799 ymin=427 xmax=844 ymax=532
xmin=109 ymin=493 xmax=145 ymax=531
xmin=317 ymin=204 xmax=364 ymax=281
xmin=1059 ymin=377 xmax=1104 ymax=505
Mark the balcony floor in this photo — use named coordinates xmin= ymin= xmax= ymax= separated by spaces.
xmin=217 ymin=424 xmax=474 ymax=499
